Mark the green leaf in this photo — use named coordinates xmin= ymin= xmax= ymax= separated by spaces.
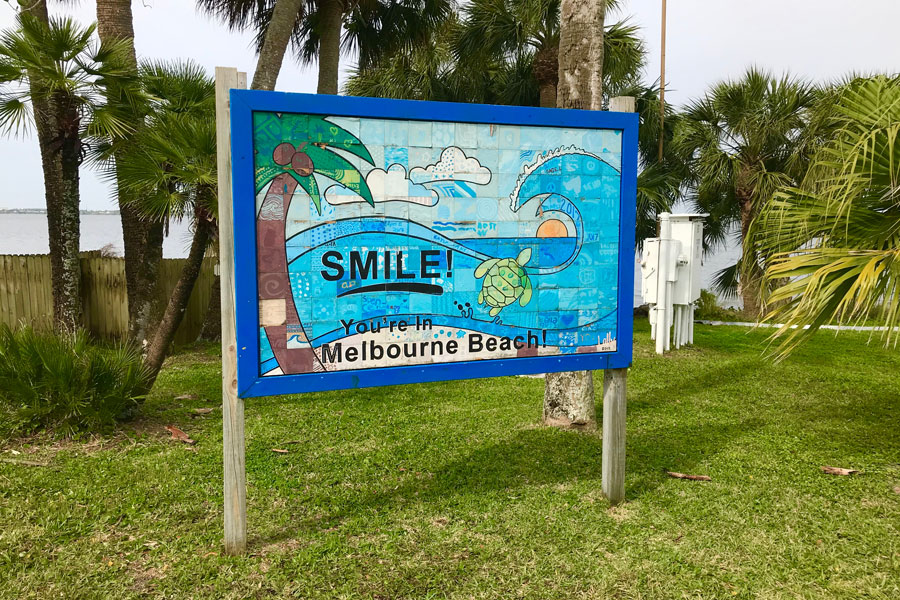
xmin=308 ymin=116 xmax=375 ymax=165
xmin=292 ymin=173 xmax=321 ymax=215
xmin=255 ymin=164 xmax=286 ymax=193
xmin=305 ymin=144 xmax=374 ymax=207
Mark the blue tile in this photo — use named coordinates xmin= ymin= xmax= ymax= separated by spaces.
xmin=409 ymin=121 xmax=432 ymax=147
xmin=477 ymin=124 xmax=499 ymax=149
xmin=359 ymin=119 xmax=385 ymax=145
xmin=384 ymin=120 xmax=408 ymax=146
xmin=432 ymin=122 xmax=454 ymax=147
xmin=538 ymin=288 xmax=559 ymax=311
xmin=496 ymin=125 xmax=521 ymax=149
xmin=384 ymin=146 xmax=409 ymax=169
xmin=475 ymin=198 xmax=499 ymax=220
xmin=455 ymin=123 xmax=477 ymax=148
xmin=499 ymin=149 xmax=522 ymax=173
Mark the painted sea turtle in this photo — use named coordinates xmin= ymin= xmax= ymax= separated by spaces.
xmin=475 ymin=248 xmax=534 ymax=317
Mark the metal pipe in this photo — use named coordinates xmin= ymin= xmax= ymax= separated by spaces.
xmin=656 ymin=213 xmax=672 ymax=354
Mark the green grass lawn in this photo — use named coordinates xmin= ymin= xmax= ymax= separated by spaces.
xmin=1 ymin=321 xmax=899 ymax=599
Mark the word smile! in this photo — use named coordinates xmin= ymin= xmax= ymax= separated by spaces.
xmin=320 ymin=249 xmax=453 ymax=282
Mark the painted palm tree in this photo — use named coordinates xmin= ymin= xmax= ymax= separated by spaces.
xmin=0 ymin=12 xmax=138 ymax=331
xmin=252 ymin=113 xmax=374 ymax=372
xmin=197 ymin=0 xmax=451 ymax=94
xmin=755 ymin=75 xmax=900 ymax=357
xmin=673 ymin=68 xmax=817 ymax=317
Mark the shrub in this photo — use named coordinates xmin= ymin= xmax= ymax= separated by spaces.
xmin=694 ymin=289 xmax=746 ymax=321
xmin=0 ymin=325 xmax=149 ymax=438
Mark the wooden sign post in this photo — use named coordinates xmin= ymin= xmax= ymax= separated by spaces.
xmin=216 ymin=66 xmax=248 ymax=555
xmin=601 ymin=96 xmax=635 ymax=507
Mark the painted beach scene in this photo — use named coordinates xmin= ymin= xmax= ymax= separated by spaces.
xmin=252 ymin=112 xmax=624 ymax=375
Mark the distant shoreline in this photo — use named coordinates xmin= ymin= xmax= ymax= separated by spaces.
xmin=0 ymin=208 xmax=120 ymax=215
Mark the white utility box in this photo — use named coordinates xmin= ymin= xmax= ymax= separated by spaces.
xmin=640 ymin=213 xmax=706 ymax=354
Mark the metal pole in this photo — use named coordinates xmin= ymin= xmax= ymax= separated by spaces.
xmin=658 ymin=0 xmax=667 ymax=163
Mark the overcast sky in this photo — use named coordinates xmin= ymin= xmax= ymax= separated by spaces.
xmin=1 ymin=0 xmax=898 ymax=210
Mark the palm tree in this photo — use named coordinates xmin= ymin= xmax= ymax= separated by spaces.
xmin=94 ymin=0 xmax=169 ymax=346
xmin=112 ymin=61 xmax=218 ymax=385
xmin=674 ymin=67 xmax=817 ymax=317
xmin=344 ymin=14 xmax=473 ymax=102
xmin=755 ymin=75 xmax=900 ymax=357
xmin=345 ymin=2 xmax=644 ymax=110
xmin=455 ymin=0 xmax=563 ymax=108
xmin=196 ymin=0 xmax=305 ymax=91
xmin=541 ymin=0 xmax=609 ymax=430
xmin=0 ymin=12 xmax=137 ymax=331
xmin=197 ymin=0 xmax=451 ymax=95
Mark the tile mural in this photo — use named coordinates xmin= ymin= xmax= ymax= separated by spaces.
xmin=251 ymin=111 xmax=623 ymax=376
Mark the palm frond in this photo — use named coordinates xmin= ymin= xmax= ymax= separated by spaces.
xmin=711 ymin=262 xmax=740 ymax=300
xmin=757 ymin=75 xmax=900 ymax=356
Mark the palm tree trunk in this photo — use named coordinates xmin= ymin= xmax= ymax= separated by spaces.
xmin=199 ymin=242 xmax=221 ymax=341
xmin=316 ymin=0 xmax=343 ymax=94
xmin=557 ymin=0 xmax=606 ymax=110
xmin=199 ymin=272 xmax=221 ymax=341
xmin=533 ymin=43 xmax=558 ymax=108
xmin=251 ymin=0 xmax=305 ymax=91
xmin=96 ymin=0 xmax=166 ymax=346
xmin=49 ymin=100 xmax=83 ymax=332
xmin=21 ymin=1 xmax=82 ymax=331
xmin=142 ymin=218 xmax=213 ymax=386
xmin=543 ymin=371 xmax=596 ymax=431
xmin=543 ymin=0 xmax=607 ymax=431
xmin=130 ymin=224 xmax=164 ymax=345
xmin=539 ymin=84 xmax=556 ymax=109
xmin=739 ymin=197 xmax=762 ymax=318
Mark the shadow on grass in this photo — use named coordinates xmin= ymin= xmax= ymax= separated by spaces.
xmin=252 ymin=414 xmax=764 ymax=548
xmin=627 ymin=358 xmax=761 ymax=411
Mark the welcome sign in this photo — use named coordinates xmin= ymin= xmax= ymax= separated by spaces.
xmin=230 ymin=92 xmax=637 ymax=397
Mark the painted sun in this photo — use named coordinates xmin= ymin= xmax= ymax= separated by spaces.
xmin=535 ymin=218 xmax=568 ymax=238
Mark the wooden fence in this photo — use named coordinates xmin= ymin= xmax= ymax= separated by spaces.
xmin=0 ymin=254 xmax=216 ymax=345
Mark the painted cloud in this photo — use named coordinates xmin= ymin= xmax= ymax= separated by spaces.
xmin=410 ymin=146 xmax=492 ymax=185
xmin=325 ymin=163 xmax=438 ymax=207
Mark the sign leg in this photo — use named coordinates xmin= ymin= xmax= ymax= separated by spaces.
xmin=216 ymin=66 xmax=248 ymax=554
xmin=601 ymin=367 xmax=627 ymax=505
xmin=601 ymin=96 xmax=635 ymax=507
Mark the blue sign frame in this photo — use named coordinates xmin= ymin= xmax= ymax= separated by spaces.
xmin=230 ymin=90 xmax=638 ymax=398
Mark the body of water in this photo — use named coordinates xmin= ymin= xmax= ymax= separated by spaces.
xmin=0 ymin=213 xmax=194 ymax=260
xmin=0 ymin=213 xmax=742 ymax=308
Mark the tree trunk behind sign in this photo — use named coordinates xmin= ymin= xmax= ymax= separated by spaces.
xmin=533 ymin=43 xmax=558 ymax=109
xmin=21 ymin=0 xmax=82 ymax=331
xmin=316 ymin=0 xmax=343 ymax=95
xmin=250 ymin=0 xmax=305 ymax=91
xmin=143 ymin=214 xmax=214 ymax=387
xmin=97 ymin=0 xmax=166 ymax=347
xmin=556 ymin=0 xmax=606 ymax=111
xmin=542 ymin=0 xmax=606 ymax=431
xmin=738 ymin=192 xmax=762 ymax=318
